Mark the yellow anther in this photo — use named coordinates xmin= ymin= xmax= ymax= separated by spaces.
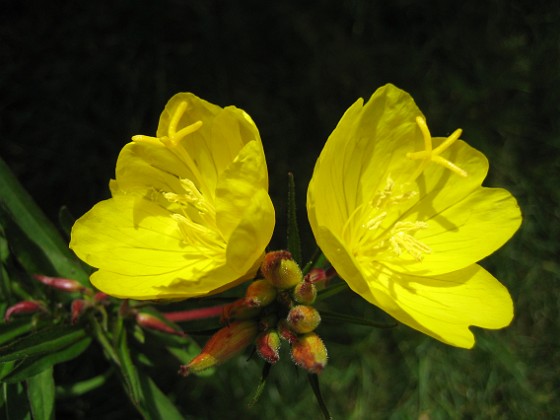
xmin=407 ymin=116 xmax=468 ymax=177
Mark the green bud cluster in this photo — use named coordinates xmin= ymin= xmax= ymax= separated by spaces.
xmin=223 ymin=250 xmax=329 ymax=374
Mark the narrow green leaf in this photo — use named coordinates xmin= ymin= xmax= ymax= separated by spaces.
xmin=319 ymin=309 xmax=397 ymax=329
xmin=0 ymin=361 xmax=16 ymax=380
xmin=316 ymin=281 xmax=349 ymax=301
xmin=308 ymin=374 xmax=332 ymax=420
xmin=137 ymin=370 xmax=183 ymax=420
xmin=249 ymin=362 xmax=272 ymax=408
xmin=286 ymin=172 xmax=302 ymax=264
xmin=26 ymin=366 xmax=55 ymax=420
xmin=90 ymin=317 xmax=120 ymax=365
xmin=57 ymin=206 xmax=75 ymax=240
xmin=2 ymin=382 xmax=32 ymax=420
xmin=56 ymin=368 xmax=114 ymax=398
xmin=3 ymin=336 xmax=92 ymax=383
xmin=114 ymin=322 xmax=146 ymax=416
xmin=0 ymin=319 xmax=34 ymax=347
xmin=0 ymin=326 xmax=87 ymax=362
xmin=0 ymin=156 xmax=89 ymax=285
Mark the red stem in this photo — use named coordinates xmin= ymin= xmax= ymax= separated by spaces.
xmin=163 ymin=305 xmax=224 ymax=322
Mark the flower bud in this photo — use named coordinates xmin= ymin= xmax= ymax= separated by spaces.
xmin=303 ymin=268 xmax=327 ymax=284
xmin=136 ymin=312 xmax=185 ymax=337
xmin=261 ymin=251 xmax=302 ymax=289
xmin=33 ymin=274 xmax=86 ymax=293
xmin=221 ymin=298 xmax=261 ymax=323
xmin=277 ymin=319 xmax=298 ymax=344
xmin=245 ymin=279 xmax=277 ymax=307
xmin=179 ymin=321 xmax=258 ymax=376
xmin=291 ymin=332 xmax=328 ymax=374
xmin=71 ymin=299 xmax=91 ymax=325
xmin=256 ymin=329 xmax=281 ymax=364
xmin=286 ymin=305 xmax=321 ymax=334
xmin=292 ymin=282 xmax=317 ymax=305
xmin=4 ymin=301 xmax=46 ymax=322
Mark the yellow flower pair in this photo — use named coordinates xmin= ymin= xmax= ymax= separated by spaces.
xmin=70 ymin=84 xmax=521 ymax=348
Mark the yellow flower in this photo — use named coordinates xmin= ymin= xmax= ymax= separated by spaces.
xmin=70 ymin=93 xmax=275 ymax=300
xmin=307 ymin=84 xmax=521 ymax=348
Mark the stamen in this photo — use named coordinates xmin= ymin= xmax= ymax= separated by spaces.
xmin=407 ymin=116 xmax=468 ymax=178
xmin=388 ymin=221 xmax=431 ymax=261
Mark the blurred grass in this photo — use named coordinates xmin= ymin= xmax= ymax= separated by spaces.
xmin=1 ymin=0 xmax=559 ymax=418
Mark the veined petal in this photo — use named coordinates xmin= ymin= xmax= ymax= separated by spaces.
xmin=374 ymin=139 xmax=522 ymax=275
xmin=70 ymin=195 xmax=226 ymax=299
xmin=356 ymin=263 xmax=514 ymax=348
xmin=307 ymin=84 xmax=424 ymax=233
xmin=215 ymin=140 xmax=272 ymax=240
xmin=381 ymin=186 xmax=522 ymax=276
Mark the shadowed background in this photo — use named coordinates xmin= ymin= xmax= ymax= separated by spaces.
xmin=1 ymin=0 xmax=558 ymax=418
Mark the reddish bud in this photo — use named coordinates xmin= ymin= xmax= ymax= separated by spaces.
xmin=245 ymin=279 xmax=277 ymax=307
xmin=277 ymin=319 xmax=298 ymax=344
xmin=221 ymin=298 xmax=261 ymax=323
xmin=303 ymin=268 xmax=327 ymax=284
xmin=256 ymin=329 xmax=281 ymax=364
xmin=136 ymin=312 xmax=185 ymax=337
xmin=94 ymin=292 xmax=109 ymax=303
xmin=33 ymin=274 xmax=86 ymax=293
xmin=4 ymin=301 xmax=46 ymax=322
xmin=286 ymin=305 xmax=321 ymax=334
xmin=179 ymin=321 xmax=258 ymax=376
xmin=71 ymin=299 xmax=91 ymax=325
xmin=292 ymin=282 xmax=317 ymax=305
xmin=261 ymin=251 xmax=302 ymax=289
xmin=291 ymin=332 xmax=328 ymax=374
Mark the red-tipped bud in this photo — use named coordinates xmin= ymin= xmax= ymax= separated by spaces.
xmin=292 ymin=282 xmax=317 ymax=305
xmin=245 ymin=279 xmax=277 ymax=307
xmin=71 ymin=299 xmax=91 ymax=325
xmin=277 ymin=319 xmax=298 ymax=344
xmin=4 ymin=301 xmax=46 ymax=322
xmin=286 ymin=305 xmax=321 ymax=334
xmin=261 ymin=251 xmax=302 ymax=289
xmin=256 ymin=329 xmax=281 ymax=364
xmin=303 ymin=268 xmax=327 ymax=284
xmin=291 ymin=332 xmax=328 ymax=374
xmin=136 ymin=312 xmax=185 ymax=337
xmin=221 ymin=298 xmax=261 ymax=323
xmin=33 ymin=274 xmax=86 ymax=293
xmin=179 ymin=321 xmax=258 ymax=376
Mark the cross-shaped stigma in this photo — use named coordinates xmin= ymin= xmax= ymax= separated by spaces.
xmin=406 ymin=116 xmax=468 ymax=177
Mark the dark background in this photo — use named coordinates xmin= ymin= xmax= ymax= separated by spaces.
xmin=1 ymin=0 xmax=559 ymax=418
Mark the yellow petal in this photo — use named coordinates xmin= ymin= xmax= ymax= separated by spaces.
xmin=356 ymin=263 xmax=514 ymax=348
xmin=380 ymin=186 xmax=522 ymax=276
xmin=307 ymin=84 xmax=424 ymax=235
xmin=215 ymin=140 xmax=272 ymax=240
xmin=70 ymin=195 xmax=226 ymax=298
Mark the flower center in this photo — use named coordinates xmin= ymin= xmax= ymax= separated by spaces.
xmin=407 ymin=116 xmax=467 ymax=178
xmin=347 ymin=178 xmax=431 ymax=262
xmin=131 ymin=102 xmax=224 ymax=250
